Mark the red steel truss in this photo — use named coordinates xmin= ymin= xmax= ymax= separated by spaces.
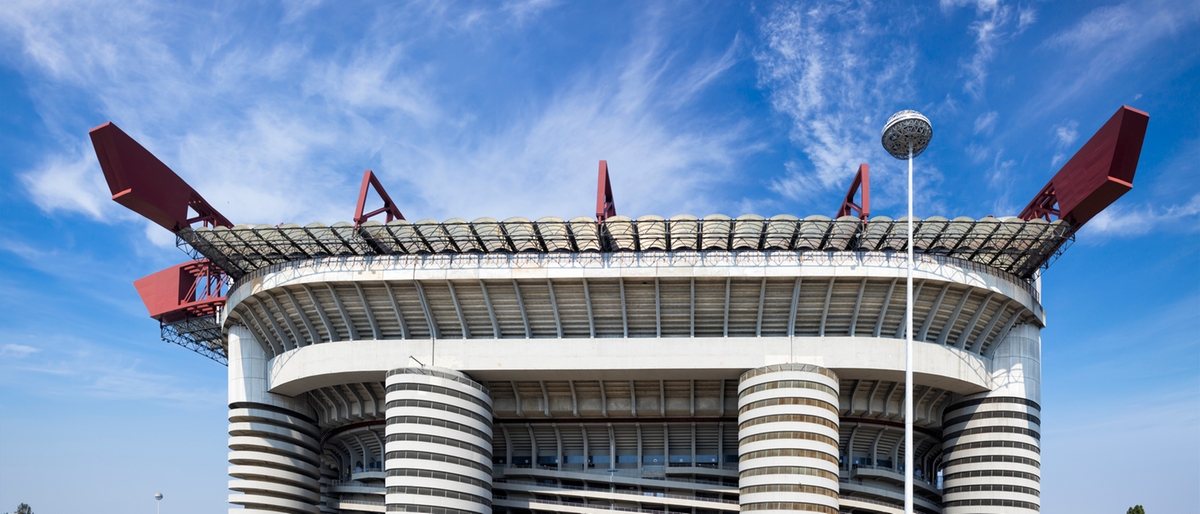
xmin=353 ymin=169 xmax=405 ymax=228
xmin=837 ymin=164 xmax=871 ymax=221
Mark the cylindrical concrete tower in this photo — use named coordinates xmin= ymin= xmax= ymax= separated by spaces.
xmin=385 ymin=367 xmax=494 ymax=514
xmin=942 ymin=323 xmax=1042 ymax=512
xmin=738 ymin=363 xmax=841 ymax=514
xmin=226 ymin=325 xmax=322 ymax=514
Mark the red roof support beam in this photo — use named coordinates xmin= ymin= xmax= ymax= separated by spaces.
xmin=596 ymin=160 xmax=616 ymax=222
xmin=837 ymin=164 xmax=871 ymax=221
xmin=1019 ymin=105 xmax=1149 ymax=227
xmin=353 ymin=169 xmax=405 ymax=228
xmin=89 ymin=122 xmax=232 ymax=232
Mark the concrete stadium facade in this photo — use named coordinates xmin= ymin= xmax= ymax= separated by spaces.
xmin=89 ymin=105 xmax=1152 ymax=514
xmin=221 ymin=236 xmax=1045 ymax=514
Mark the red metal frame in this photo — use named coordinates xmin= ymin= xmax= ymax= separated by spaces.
xmin=133 ymin=259 xmax=228 ymax=323
xmin=596 ymin=160 xmax=616 ymax=222
xmin=353 ymin=169 xmax=405 ymax=228
xmin=1019 ymin=106 xmax=1149 ymax=226
xmin=90 ymin=122 xmax=232 ymax=232
xmin=836 ymin=164 xmax=871 ymax=221
xmin=90 ymin=121 xmax=234 ymax=331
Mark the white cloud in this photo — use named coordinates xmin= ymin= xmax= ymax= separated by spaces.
xmin=755 ymin=1 xmax=916 ymax=207
xmin=503 ymin=0 xmax=559 ymax=24
xmin=769 ymin=161 xmax=823 ymax=204
xmin=965 ymin=143 xmax=989 ymax=163
xmin=1049 ymin=119 xmax=1079 ymax=167
xmin=1081 ymin=193 xmax=1200 ymax=238
xmin=0 ymin=344 xmax=39 ymax=358
xmin=305 ymin=47 xmax=439 ymax=122
xmin=962 ymin=2 xmax=1011 ymax=99
xmin=939 ymin=0 xmax=1000 ymax=12
xmin=1044 ymin=4 xmax=1136 ymax=52
xmin=1017 ymin=6 xmax=1037 ymax=31
xmin=1026 ymin=0 xmax=1200 ymax=114
xmin=986 ymin=149 xmax=1015 ymax=186
xmin=0 ymin=333 xmax=223 ymax=404
xmin=2 ymin=1 xmax=753 ymax=231
xmin=671 ymin=34 xmax=742 ymax=109
xmin=940 ymin=0 xmax=1041 ymax=100
xmin=380 ymin=38 xmax=752 ymax=220
xmin=280 ymin=0 xmax=323 ymax=24
xmin=1052 ymin=120 xmax=1078 ymax=147
xmin=18 ymin=146 xmax=118 ymax=221
xmin=974 ymin=110 xmax=998 ymax=135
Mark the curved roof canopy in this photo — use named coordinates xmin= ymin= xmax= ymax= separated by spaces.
xmin=178 ymin=214 xmax=1071 ymax=281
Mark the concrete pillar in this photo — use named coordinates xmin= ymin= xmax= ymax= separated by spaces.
xmin=942 ymin=323 xmax=1042 ymax=513
xmin=737 ymin=363 xmax=841 ymax=514
xmin=385 ymin=367 xmax=494 ymax=514
xmin=226 ymin=325 xmax=322 ymax=514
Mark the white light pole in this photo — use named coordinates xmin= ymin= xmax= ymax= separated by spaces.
xmin=881 ymin=110 xmax=932 ymax=514
xmin=154 ymin=492 xmax=163 ymax=514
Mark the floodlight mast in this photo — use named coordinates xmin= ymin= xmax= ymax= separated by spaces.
xmin=881 ymin=109 xmax=932 ymax=514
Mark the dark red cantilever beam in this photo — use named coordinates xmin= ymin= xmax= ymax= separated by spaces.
xmin=90 ymin=122 xmax=232 ymax=232
xmin=1019 ymin=105 xmax=1149 ymax=227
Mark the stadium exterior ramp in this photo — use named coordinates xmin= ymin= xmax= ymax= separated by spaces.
xmin=90 ymin=106 xmax=1150 ymax=514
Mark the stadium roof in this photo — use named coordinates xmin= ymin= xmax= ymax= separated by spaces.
xmin=178 ymin=214 xmax=1072 ymax=282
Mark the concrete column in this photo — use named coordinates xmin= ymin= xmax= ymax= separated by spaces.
xmin=942 ymin=323 xmax=1042 ymax=513
xmin=385 ymin=367 xmax=494 ymax=514
xmin=737 ymin=363 xmax=841 ymax=514
xmin=226 ymin=325 xmax=322 ymax=514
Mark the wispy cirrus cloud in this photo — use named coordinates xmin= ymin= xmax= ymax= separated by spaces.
xmin=754 ymin=1 xmax=923 ymax=209
xmin=1026 ymin=0 xmax=1200 ymax=114
xmin=940 ymin=0 xmax=1033 ymax=100
xmin=962 ymin=3 xmax=1010 ymax=99
xmin=1017 ymin=5 xmax=1037 ymax=31
xmin=0 ymin=332 xmax=223 ymax=405
xmin=2 ymin=1 xmax=753 ymax=234
xmin=1043 ymin=4 xmax=1137 ymax=52
xmin=503 ymin=0 xmax=560 ymax=24
xmin=1082 ymin=193 xmax=1200 ymax=238
xmin=974 ymin=110 xmax=998 ymax=135
xmin=18 ymin=144 xmax=120 ymax=221
xmin=1049 ymin=119 xmax=1079 ymax=167
xmin=0 ymin=344 xmax=39 ymax=358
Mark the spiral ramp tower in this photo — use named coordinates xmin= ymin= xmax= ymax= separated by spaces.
xmin=90 ymin=106 xmax=1150 ymax=514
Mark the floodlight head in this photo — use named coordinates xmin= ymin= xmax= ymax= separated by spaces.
xmin=881 ymin=110 xmax=932 ymax=160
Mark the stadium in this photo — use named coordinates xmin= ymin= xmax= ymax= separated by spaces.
xmin=92 ymin=105 xmax=1148 ymax=514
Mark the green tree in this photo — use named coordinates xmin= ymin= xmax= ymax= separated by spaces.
xmin=1127 ymin=506 xmax=1145 ymax=514
xmin=8 ymin=504 xmax=33 ymax=514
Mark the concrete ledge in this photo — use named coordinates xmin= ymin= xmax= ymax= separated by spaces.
xmin=267 ymin=336 xmax=991 ymax=396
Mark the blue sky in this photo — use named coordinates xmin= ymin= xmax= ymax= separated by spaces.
xmin=0 ymin=0 xmax=1197 ymax=512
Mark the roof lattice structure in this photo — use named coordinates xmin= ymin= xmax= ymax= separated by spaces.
xmin=178 ymin=214 xmax=1072 ymax=282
